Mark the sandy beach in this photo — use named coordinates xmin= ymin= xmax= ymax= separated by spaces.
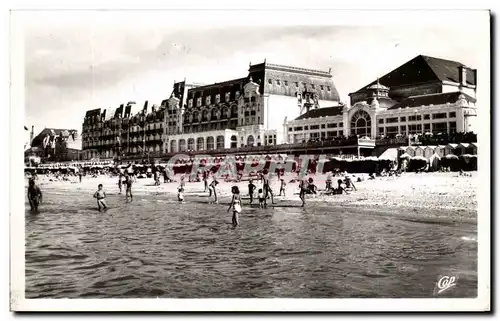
xmin=32 ymin=171 xmax=478 ymax=224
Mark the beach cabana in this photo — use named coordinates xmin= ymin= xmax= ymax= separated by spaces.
xmin=414 ymin=146 xmax=425 ymax=157
xmin=470 ymin=143 xmax=478 ymax=155
xmin=424 ymin=146 xmax=437 ymax=159
xmin=456 ymin=143 xmax=470 ymax=156
xmin=445 ymin=143 xmax=458 ymax=156
xmin=405 ymin=146 xmax=416 ymax=157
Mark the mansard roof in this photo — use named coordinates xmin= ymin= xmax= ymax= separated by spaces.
xmin=387 ymin=91 xmax=476 ymax=110
xmin=295 ymin=106 xmax=343 ymax=120
xmin=353 ymin=55 xmax=476 ymax=94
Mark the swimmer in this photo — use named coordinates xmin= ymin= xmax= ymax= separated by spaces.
xmin=27 ymin=178 xmax=43 ymax=213
xmin=227 ymin=186 xmax=242 ymax=227
xmin=208 ymin=179 xmax=219 ymax=204
xmin=125 ymin=174 xmax=133 ymax=202
xmin=93 ymin=184 xmax=108 ymax=212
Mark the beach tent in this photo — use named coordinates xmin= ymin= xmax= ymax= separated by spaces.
xmin=429 ymin=153 xmax=441 ymax=171
xmin=378 ymin=148 xmax=398 ymax=161
xmin=435 ymin=145 xmax=446 ymax=158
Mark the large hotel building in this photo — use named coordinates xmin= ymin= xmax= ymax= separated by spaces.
xmin=81 ymin=55 xmax=477 ymax=161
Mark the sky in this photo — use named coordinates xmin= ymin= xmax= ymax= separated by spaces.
xmin=20 ymin=10 xmax=490 ymax=135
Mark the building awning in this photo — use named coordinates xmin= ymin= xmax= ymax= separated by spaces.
xmin=378 ymin=148 xmax=398 ymax=161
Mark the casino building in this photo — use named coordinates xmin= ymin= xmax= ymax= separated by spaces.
xmin=284 ymin=55 xmax=478 ymax=144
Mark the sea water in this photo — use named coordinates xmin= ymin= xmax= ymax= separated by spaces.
xmin=24 ymin=189 xmax=477 ymax=298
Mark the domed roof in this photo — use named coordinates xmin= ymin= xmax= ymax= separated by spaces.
xmin=368 ymin=79 xmax=389 ymax=91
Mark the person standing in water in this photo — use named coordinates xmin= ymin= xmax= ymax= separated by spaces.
xmin=93 ymin=184 xmax=108 ymax=212
xmin=208 ymin=178 xmax=219 ymax=204
xmin=228 ymin=186 xmax=242 ymax=227
xmin=78 ymin=170 xmax=83 ymax=183
xmin=177 ymin=187 xmax=185 ymax=203
xmin=278 ymin=178 xmax=286 ymax=196
xmin=262 ymin=170 xmax=275 ymax=206
xmin=118 ymin=173 xmax=123 ymax=194
xmin=203 ymin=170 xmax=209 ymax=192
xmin=248 ymin=179 xmax=256 ymax=204
xmin=27 ymin=178 xmax=43 ymax=213
xmin=299 ymin=177 xmax=308 ymax=207
xmin=125 ymin=174 xmax=133 ymax=202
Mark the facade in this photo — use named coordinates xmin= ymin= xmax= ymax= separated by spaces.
xmin=25 ymin=127 xmax=82 ymax=162
xmin=80 ymin=55 xmax=478 ymax=161
xmin=81 ymin=102 xmax=165 ymax=160
xmin=164 ymin=61 xmax=341 ymax=153
xmin=284 ymin=55 xmax=478 ymax=143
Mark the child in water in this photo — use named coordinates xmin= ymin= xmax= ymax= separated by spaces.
xmin=93 ymin=184 xmax=108 ymax=212
xmin=27 ymin=178 xmax=43 ymax=213
xmin=227 ymin=186 xmax=242 ymax=227
xmin=278 ymin=179 xmax=286 ymax=196
xmin=177 ymin=187 xmax=185 ymax=203
xmin=258 ymin=188 xmax=265 ymax=208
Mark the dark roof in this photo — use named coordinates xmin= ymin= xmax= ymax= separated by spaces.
xmin=31 ymin=128 xmax=78 ymax=147
xmin=387 ymin=91 xmax=476 ymax=110
xmin=295 ymin=106 xmax=343 ymax=120
xmin=354 ymin=55 xmax=476 ymax=93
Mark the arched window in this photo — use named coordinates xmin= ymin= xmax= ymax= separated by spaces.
xmin=188 ymin=138 xmax=195 ymax=150
xmin=170 ymin=140 xmax=177 ymax=153
xmin=193 ymin=111 xmax=200 ymax=123
xmin=230 ymin=135 xmax=238 ymax=148
xmin=222 ymin=107 xmax=230 ymax=119
xmin=231 ymin=104 xmax=238 ymax=117
xmin=216 ymin=135 xmax=225 ymax=149
xmin=350 ymin=109 xmax=372 ymax=137
xmin=206 ymin=137 xmax=215 ymax=150
xmin=247 ymin=135 xmax=255 ymax=147
xmin=179 ymin=139 xmax=186 ymax=152
xmin=197 ymin=137 xmax=204 ymax=150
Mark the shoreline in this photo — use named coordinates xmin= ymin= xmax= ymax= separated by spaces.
xmin=30 ymin=171 xmax=478 ymax=225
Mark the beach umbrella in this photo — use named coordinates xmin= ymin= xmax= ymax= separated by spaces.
xmin=399 ymin=153 xmax=411 ymax=159
xmin=445 ymin=154 xmax=459 ymax=160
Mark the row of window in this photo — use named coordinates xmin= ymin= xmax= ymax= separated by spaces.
xmin=188 ymin=92 xmax=234 ymax=108
xmin=379 ymin=112 xmax=457 ymax=124
xmin=378 ymin=122 xmax=457 ymax=135
xmin=267 ymin=79 xmax=332 ymax=92
xmin=289 ymin=123 xmax=344 ymax=132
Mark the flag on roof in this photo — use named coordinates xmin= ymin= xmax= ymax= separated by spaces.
xmin=24 ymin=126 xmax=28 ymax=131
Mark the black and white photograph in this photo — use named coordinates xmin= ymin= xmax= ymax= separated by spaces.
xmin=9 ymin=8 xmax=491 ymax=312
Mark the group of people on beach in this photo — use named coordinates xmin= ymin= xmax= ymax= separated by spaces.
xmin=26 ymin=164 xmax=360 ymax=226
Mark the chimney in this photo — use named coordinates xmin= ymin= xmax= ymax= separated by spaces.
xmin=30 ymin=126 xmax=34 ymax=143
xmin=458 ymin=65 xmax=468 ymax=86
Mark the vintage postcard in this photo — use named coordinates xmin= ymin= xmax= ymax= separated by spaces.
xmin=10 ymin=9 xmax=490 ymax=312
